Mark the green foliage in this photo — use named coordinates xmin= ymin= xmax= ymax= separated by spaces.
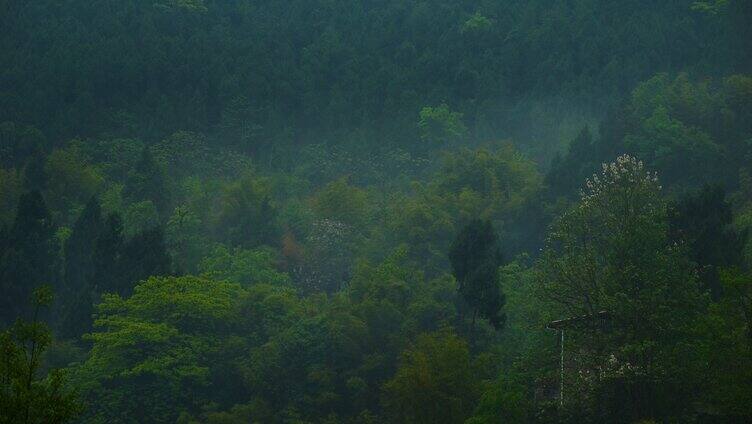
xmin=548 ymin=73 xmax=752 ymax=198
xmin=466 ymin=375 xmax=531 ymax=423
xmin=157 ymin=0 xmax=207 ymax=13
xmin=1 ymin=1 xmax=751 ymax=420
xmin=0 ymin=168 xmax=21 ymax=227
xmin=461 ymin=12 xmax=493 ymax=34
xmin=418 ymin=104 xmax=467 ymax=146
xmin=92 ymin=213 xmax=124 ymax=296
xmin=383 ymin=144 xmax=543 ymax=276
xmin=449 ymin=219 xmax=505 ymax=330
xmin=0 ymin=191 xmax=58 ymax=325
xmin=669 ymin=185 xmax=746 ymax=298
xmin=43 ymin=146 xmax=104 ymax=224
xmin=624 ymin=104 xmax=722 ymax=187
xmin=59 ymin=197 xmax=104 ymax=339
xmin=539 ymin=155 xmax=707 ymax=421
xmin=298 ymin=218 xmax=358 ymax=293
xmin=697 ymin=268 xmax=752 ymax=418
xmin=546 ymin=127 xmax=597 ymax=200
xmin=165 ymin=205 xmax=208 ymax=274
xmin=123 ymin=200 xmax=160 ymax=236
xmin=0 ymin=286 xmax=83 ymax=424
xmin=311 ymin=177 xmax=369 ymax=227
xmin=151 ymin=132 xmax=254 ymax=181
xmin=123 ymin=148 xmax=169 ymax=218
xmin=213 ymin=175 xmax=280 ymax=249
xmin=383 ymin=331 xmax=478 ymax=424
xmin=198 ymin=244 xmax=291 ymax=286
xmin=692 ymin=0 xmax=729 ymax=14
xmin=4 ymin=0 xmax=745 ymax=153
xmin=116 ymin=227 xmax=172 ymax=297
xmin=0 ymin=122 xmax=47 ymax=168
xmin=73 ymin=276 xmax=245 ymax=423
xmin=386 ymin=193 xmax=456 ymax=274
xmin=434 ymin=146 xmax=542 ymax=220
xmin=624 ymin=73 xmax=750 ymax=187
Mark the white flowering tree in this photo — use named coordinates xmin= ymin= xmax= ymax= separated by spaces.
xmin=539 ymin=155 xmax=706 ymax=421
xmin=296 ymin=218 xmax=355 ymax=293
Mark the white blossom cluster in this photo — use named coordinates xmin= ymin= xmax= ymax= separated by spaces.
xmin=298 ymin=219 xmax=353 ymax=293
xmin=307 ymin=218 xmax=351 ymax=249
xmin=580 ymin=154 xmax=660 ymax=205
xmin=571 ymin=354 xmax=642 ymax=392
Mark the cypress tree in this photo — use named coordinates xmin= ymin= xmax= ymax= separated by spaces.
xmin=0 ymin=191 xmax=57 ymax=324
xmin=59 ymin=196 xmax=104 ymax=338
xmin=449 ymin=219 xmax=506 ymax=331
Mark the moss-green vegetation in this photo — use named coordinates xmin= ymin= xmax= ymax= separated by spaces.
xmin=2 ymin=1 xmax=752 ymax=423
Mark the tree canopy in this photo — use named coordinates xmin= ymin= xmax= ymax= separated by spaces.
xmin=1 ymin=1 xmax=751 ymax=422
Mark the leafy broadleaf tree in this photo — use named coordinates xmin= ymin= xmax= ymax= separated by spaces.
xmin=198 ymin=244 xmax=291 ymax=286
xmin=698 ymin=268 xmax=752 ymax=418
xmin=71 ymin=276 xmax=245 ymax=423
xmin=383 ymin=331 xmax=478 ymax=424
xmin=213 ymin=175 xmax=280 ymax=249
xmin=418 ymin=104 xmax=467 ymax=148
xmin=123 ymin=148 xmax=170 ymax=218
xmin=539 ymin=155 xmax=707 ymax=422
xmin=0 ymin=286 xmax=83 ymax=424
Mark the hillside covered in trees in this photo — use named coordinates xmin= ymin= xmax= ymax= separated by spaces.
xmin=2 ymin=0 xmax=752 ymax=423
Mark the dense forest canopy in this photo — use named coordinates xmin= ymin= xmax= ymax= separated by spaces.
xmin=2 ymin=0 xmax=751 ymax=156
xmin=1 ymin=0 xmax=752 ymax=423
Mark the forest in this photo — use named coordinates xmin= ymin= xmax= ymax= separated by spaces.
xmin=1 ymin=0 xmax=752 ymax=423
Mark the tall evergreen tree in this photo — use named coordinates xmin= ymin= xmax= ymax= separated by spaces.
xmin=669 ymin=185 xmax=747 ymax=299
xmin=449 ymin=219 xmax=506 ymax=331
xmin=22 ymin=150 xmax=47 ymax=192
xmin=546 ymin=126 xmax=599 ymax=199
xmin=0 ymin=191 xmax=57 ymax=325
xmin=93 ymin=213 xmax=125 ymax=296
xmin=59 ymin=197 xmax=104 ymax=338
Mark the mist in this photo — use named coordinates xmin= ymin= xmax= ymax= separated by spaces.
xmin=1 ymin=1 xmax=752 ymax=423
